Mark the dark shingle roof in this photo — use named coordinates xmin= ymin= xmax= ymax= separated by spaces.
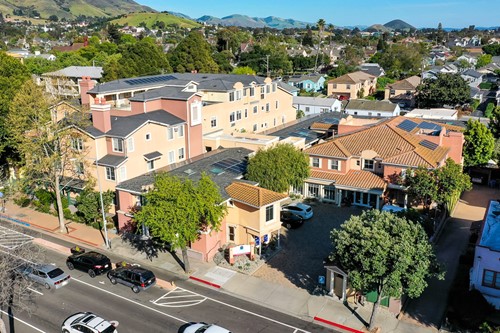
xmin=129 ymin=86 xmax=196 ymax=102
xmin=116 ymin=148 xmax=255 ymax=200
xmin=105 ymin=110 xmax=184 ymax=138
xmin=144 ymin=151 xmax=162 ymax=161
xmin=96 ymin=155 xmax=127 ymax=167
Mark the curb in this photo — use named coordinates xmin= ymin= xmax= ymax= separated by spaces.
xmin=314 ymin=316 xmax=365 ymax=333
xmin=189 ymin=276 xmax=221 ymax=289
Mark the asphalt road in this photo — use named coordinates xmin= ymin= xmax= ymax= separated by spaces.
xmin=0 ymin=220 xmax=337 ymax=333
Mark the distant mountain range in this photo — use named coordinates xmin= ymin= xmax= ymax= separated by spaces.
xmin=193 ymin=14 xmax=311 ymax=29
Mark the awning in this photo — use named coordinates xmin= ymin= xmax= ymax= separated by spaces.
xmin=144 ymin=151 xmax=162 ymax=161
xmin=96 ymin=155 xmax=127 ymax=168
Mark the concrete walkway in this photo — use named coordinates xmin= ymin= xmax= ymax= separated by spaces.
xmin=2 ymin=187 xmax=496 ymax=333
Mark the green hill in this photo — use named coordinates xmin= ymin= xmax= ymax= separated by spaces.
xmin=0 ymin=0 xmax=154 ymax=20
xmin=111 ymin=12 xmax=200 ymax=29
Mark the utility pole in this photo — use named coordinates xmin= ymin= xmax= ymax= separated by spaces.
xmin=266 ymin=55 xmax=270 ymax=78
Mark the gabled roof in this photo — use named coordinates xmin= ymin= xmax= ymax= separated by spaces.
xmin=309 ymin=169 xmax=386 ymax=191
xmin=225 ymin=182 xmax=288 ymax=208
xmin=43 ymin=66 xmax=103 ymax=79
xmin=105 ymin=110 xmax=184 ymax=138
xmin=288 ymin=74 xmax=324 ymax=83
xmin=359 ymin=63 xmax=385 ymax=77
xmin=387 ymin=75 xmax=421 ymax=90
xmin=293 ymin=96 xmax=339 ymax=107
xmin=328 ymin=71 xmax=375 ymax=85
xmin=345 ymin=99 xmax=399 ymax=113
xmin=461 ymin=69 xmax=483 ymax=79
xmin=129 ymin=86 xmax=198 ymax=102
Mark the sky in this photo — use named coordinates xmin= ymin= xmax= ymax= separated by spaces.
xmin=137 ymin=0 xmax=499 ymax=29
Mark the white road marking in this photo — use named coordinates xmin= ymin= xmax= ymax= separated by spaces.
xmin=152 ymin=287 xmax=207 ymax=307
xmin=0 ymin=309 xmax=46 ymax=332
xmin=73 ymin=278 xmax=187 ymax=324
xmin=28 ymin=287 xmax=43 ymax=296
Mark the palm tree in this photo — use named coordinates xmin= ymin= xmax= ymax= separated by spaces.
xmin=314 ymin=19 xmax=326 ymax=73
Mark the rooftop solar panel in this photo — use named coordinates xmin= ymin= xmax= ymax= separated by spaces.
xmin=210 ymin=159 xmax=247 ymax=175
xmin=417 ymin=121 xmax=441 ymax=131
xmin=397 ymin=119 xmax=418 ymax=132
xmin=419 ymin=140 xmax=439 ymax=150
xmin=124 ymin=75 xmax=176 ymax=86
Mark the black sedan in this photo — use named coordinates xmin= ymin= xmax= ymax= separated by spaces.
xmin=66 ymin=251 xmax=112 ymax=278
xmin=280 ymin=211 xmax=304 ymax=229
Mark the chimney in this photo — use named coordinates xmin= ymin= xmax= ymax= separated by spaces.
xmin=79 ymin=76 xmax=96 ymax=105
xmin=91 ymin=97 xmax=111 ymax=133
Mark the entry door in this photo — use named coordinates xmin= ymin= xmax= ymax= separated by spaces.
xmin=334 ymin=274 xmax=344 ymax=299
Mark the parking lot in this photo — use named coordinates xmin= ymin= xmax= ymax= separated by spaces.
xmin=254 ymin=202 xmax=364 ymax=293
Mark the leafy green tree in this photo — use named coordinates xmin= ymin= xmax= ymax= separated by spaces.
xmin=107 ymin=24 xmax=121 ymax=44
xmin=482 ymin=44 xmax=500 ymax=56
xmin=212 ymin=50 xmax=234 ymax=73
xmin=485 ymin=102 xmax=495 ymax=118
xmin=405 ymin=166 xmax=438 ymax=209
xmin=476 ymin=54 xmax=492 ymax=69
xmin=436 ymin=23 xmax=444 ymax=44
xmin=75 ymin=189 xmax=115 ymax=226
xmin=463 ymin=119 xmax=495 ymax=167
xmin=493 ymin=138 xmax=500 ymax=163
xmin=7 ymin=80 xmax=92 ymax=233
xmin=168 ymin=31 xmax=218 ymax=73
xmin=370 ymin=43 xmax=427 ymax=79
xmin=489 ymin=106 xmax=500 ymax=138
xmin=133 ymin=173 xmax=226 ymax=273
xmin=327 ymin=60 xmax=357 ymax=78
xmin=302 ymin=29 xmax=314 ymax=47
xmin=417 ymin=73 xmax=470 ymax=108
xmin=330 ymin=210 xmax=443 ymax=331
xmin=435 ymin=158 xmax=472 ymax=213
xmin=231 ymin=66 xmax=255 ymax=75
xmin=246 ymin=143 xmax=310 ymax=193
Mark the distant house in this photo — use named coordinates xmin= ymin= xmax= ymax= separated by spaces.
xmin=385 ymin=75 xmax=421 ymax=109
xmin=276 ymin=81 xmax=299 ymax=96
xmin=286 ymin=74 xmax=326 ymax=93
xmin=52 ymin=41 xmax=87 ymax=53
xmin=6 ymin=48 xmax=30 ymax=58
xmin=457 ymin=54 xmax=478 ymax=67
xmin=404 ymin=108 xmax=458 ymax=121
xmin=470 ymin=200 xmax=500 ymax=310
xmin=359 ymin=63 xmax=385 ymax=77
xmin=40 ymin=66 xmax=103 ymax=98
xmin=293 ymin=96 xmax=342 ymax=116
xmin=461 ymin=69 xmax=483 ymax=87
xmin=327 ymin=71 xmax=377 ymax=100
xmin=344 ymin=99 xmax=400 ymax=117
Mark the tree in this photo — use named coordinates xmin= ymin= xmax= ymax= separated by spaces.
xmin=107 ymin=24 xmax=121 ymax=44
xmin=485 ymin=102 xmax=495 ymax=118
xmin=0 ymin=239 xmax=43 ymax=333
xmin=435 ymin=158 xmax=472 ymax=213
xmin=75 ymin=188 xmax=115 ymax=227
xmin=417 ymin=73 xmax=470 ymax=108
xmin=231 ymin=66 xmax=255 ymax=75
xmin=7 ymin=80 xmax=93 ymax=233
xmin=463 ymin=119 xmax=495 ymax=167
xmin=489 ymin=106 xmax=500 ymax=138
xmin=133 ymin=173 xmax=226 ymax=273
xmin=302 ymin=29 xmax=314 ymax=47
xmin=436 ymin=23 xmax=444 ymax=44
xmin=168 ymin=31 xmax=219 ymax=73
xmin=246 ymin=143 xmax=310 ymax=193
xmin=405 ymin=166 xmax=438 ymax=209
xmin=330 ymin=210 xmax=443 ymax=331
xmin=476 ymin=54 xmax=492 ymax=69
xmin=314 ymin=18 xmax=326 ymax=72
xmin=482 ymin=44 xmax=500 ymax=56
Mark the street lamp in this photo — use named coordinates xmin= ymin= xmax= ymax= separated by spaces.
xmin=94 ymin=140 xmax=110 ymax=249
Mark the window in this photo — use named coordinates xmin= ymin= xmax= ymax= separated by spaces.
xmin=482 ymin=270 xmax=500 ymax=289
xmin=260 ymin=86 xmax=265 ymax=99
xmin=111 ymin=138 xmax=123 ymax=152
xmin=147 ymin=160 xmax=154 ymax=171
xmin=127 ymin=137 xmax=135 ymax=152
xmin=236 ymin=90 xmax=242 ymax=100
xmin=305 ymin=107 xmax=310 ymax=112
xmin=167 ymin=128 xmax=174 ymax=140
xmin=119 ymin=166 xmax=127 ymax=182
xmin=275 ymin=101 xmax=279 ymax=109
xmin=346 ymin=84 xmax=351 ymax=89
xmin=244 ymin=109 xmax=248 ymax=118
xmin=356 ymin=160 xmax=360 ymax=166
xmin=368 ymin=112 xmax=372 ymax=116
xmin=312 ymin=157 xmax=320 ymax=168
xmin=168 ymin=151 xmax=175 ymax=163
xmin=228 ymin=226 xmax=235 ymax=242
xmin=253 ymin=124 xmax=258 ymax=131
xmin=145 ymin=133 xmax=151 ymax=141
xmin=265 ymin=205 xmax=274 ymax=222
xmin=191 ymin=102 xmax=201 ymax=125
xmin=253 ymin=106 xmax=258 ymax=114
xmin=236 ymin=110 xmax=242 ymax=120
xmin=229 ymin=112 xmax=236 ymax=123
xmin=71 ymin=138 xmax=83 ymax=151
xmin=332 ymin=84 xmax=337 ymax=89
xmin=363 ymin=159 xmax=374 ymax=170
xmin=75 ymin=162 xmax=84 ymax=175
xmin=243 ymin=89 xmax=247 ymax=97
xmin=390 ymin=89 xmax=395 ymax=95
xmin=178 ymin=125 xmax=184 ymax=137
xmin=250 ymin=87 xmax=255 ymax=97
xmin=210 ymin=117 xmax=217 ymax=128
xmin=329 ymin=160 xmax=340 ymax=170
xmin=105 ymin=167 xmax=115 ymax=181
xmin=320 ymin=107 xmax=329 ymax=113
xmin=266 ymin=103 xmax=270 ymax=112
xmin=308 ymin=183 xmax=320 ymax=197
xmin=229 ymin=91 xmax=235 ymax=102
xmin=266 ymin=85 xmax=270 ymax=94
xmin=272 ymin=83 xmax=277 ymax=92
xmin=377 ymin=113 xmax=381 ymax=116
xmin=178 ymin=147 xmax=185 ymax=160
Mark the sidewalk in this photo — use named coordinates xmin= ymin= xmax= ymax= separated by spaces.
xmin=0 ymin=199 xmax=440 ymax=333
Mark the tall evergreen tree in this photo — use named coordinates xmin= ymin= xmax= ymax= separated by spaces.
xmin=168 ymin=31 xmax=219 ymax=73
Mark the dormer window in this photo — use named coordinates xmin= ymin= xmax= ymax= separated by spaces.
xmin=363 ymin=159 xmax=374 ymax=170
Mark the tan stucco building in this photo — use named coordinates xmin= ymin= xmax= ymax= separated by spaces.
xmin=327 ymin=71 xmax=377 ymax=100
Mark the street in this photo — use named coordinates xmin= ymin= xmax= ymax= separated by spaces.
xmin=0 ymin=222 xmax=337 ymax=333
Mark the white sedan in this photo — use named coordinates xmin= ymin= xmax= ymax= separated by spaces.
xmin=178 ymin=322 xmax=231 ymax=333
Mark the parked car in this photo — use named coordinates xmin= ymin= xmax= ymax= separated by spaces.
xmin=107 ymin=265 xmax=156 ymax=293
xmin=178 ymin=322 xmax=231 ymax=333
xmin=62 ymin=312 xmax=118 ymax=333
xmin=17 ymin=263 xmax=70 ymax=290
xmin=280 ymin=211 xmax=304 ymax=229
xmin=66 ymin=251 xmax=112 ymax=278
xmin=281 ymin=202 xmax=313 ymax=220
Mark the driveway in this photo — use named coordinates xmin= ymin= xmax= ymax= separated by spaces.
xmin=253 ymin=202 xmax=363 ymax=293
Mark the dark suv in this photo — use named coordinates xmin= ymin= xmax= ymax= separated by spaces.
xmin=107 ymin=265 xmax=156 ymax=293
xmin=66 ymin=251 xmax=112 ymax=278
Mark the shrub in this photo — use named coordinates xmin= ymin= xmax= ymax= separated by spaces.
xmin=34 ymin=189 xmax=54 ymax=206
xmin=14 ymin=196 xmax=31 ymax=207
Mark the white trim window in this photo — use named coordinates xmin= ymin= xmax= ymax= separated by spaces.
xmin=145 ymin=133 xmax=151 ymax=141
xmin=275 ymin=101 xmax=279 ymax=109
xmin=190 ymin=102 xmax=201 ymax=125
xmin=74 ymin=161 xmax=84 ymax=175
xmin=265 ymin=205 xmax=274 ymax=222
xmin=236 ymin=90 xmax=242 ymax=100
xmin=119 ymin=166 xmax=127 ymax=182
xmin=147 ymin=160 xmax=155 ymax=171
xmin=312 ymin=157 xmax=320 ymax=168
xmin=210 ymin=117 xmax=217 ymax=128
xmin=236 ymin=110 xmax=242 ymax=121
xmin=178 ymin=125 xmax=184 ymax=137
xmin=178 ymin=147 xmax=185 ymax=160
xmin=229 ymin=112 xmax=236 ymax=123
xmin=167 ymin=127 xmax=174 ymax=140
xmin=112 ymin=138 xmax=123 ymax=153
xmin=168 ymin=151 xmax=175 ymax=164
xmin=127 ymin=137 xmax=135 ymax=152
xmin=253 ymin=106 xmax=258 ymax=114
xmin=363 ymin=159 xmax=374 ymax=170
xmin=71 ymin=138 xmax=84 ymax=151
xmin=105 ymin=167 xmax=116 ymax=181
xmin=329 ymin=159 xmax=340 ymax=170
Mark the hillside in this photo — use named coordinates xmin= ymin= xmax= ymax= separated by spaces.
xmin=0 ymin=0 xmax=153 ymax=20
xmin=111 ymin=12 xmax=200 ymax=29
xmin=365 ymin=24 xmax=391 ymax=33
xmin=384 ymin=19 xmax=415 ymax=31
xmin=197 ymin=14 xmax=310 ymax=29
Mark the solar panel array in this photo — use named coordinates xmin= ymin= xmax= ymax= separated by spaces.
xmin=397 ymin=119 xmax=418 ymax=132
xmin=417 ymin=121 xmax=441 ymax=131
xmin=124 ymin=75 xmax=176 ymax=86
xmin=419 ymin=140 xmax=439 ymax=150
xmin=210 ymin=158 xmax=247 ymax=174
